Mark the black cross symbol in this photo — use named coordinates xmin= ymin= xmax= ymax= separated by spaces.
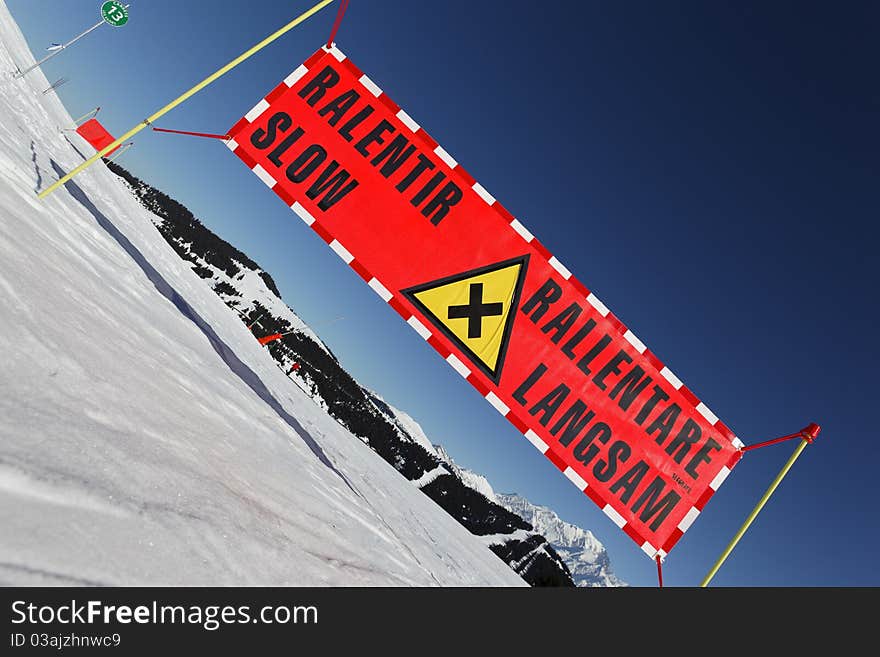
xmin=447 ymin=283 xmax=503 ymax=339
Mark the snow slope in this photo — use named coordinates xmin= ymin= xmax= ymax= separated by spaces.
xmin=107 ymin=162 xmax=576 ymax=585
xmin=0 ymin=2 xmax=523 ymax=586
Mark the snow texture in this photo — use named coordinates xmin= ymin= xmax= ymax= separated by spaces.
xmin=0 ymin=1 xmax=523 ymax=587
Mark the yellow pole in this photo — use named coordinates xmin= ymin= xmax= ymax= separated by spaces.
xmin=39 ymin=0 xmax=336 ymax=199
xmin=700 ymin=438 xmax=810 ymax=587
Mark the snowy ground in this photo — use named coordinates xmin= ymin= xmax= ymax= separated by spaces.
xmin=0 ymin=2 xmax=523 ymax=586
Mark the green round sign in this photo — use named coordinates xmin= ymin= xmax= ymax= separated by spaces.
xmin=101 ymin=1 xmax=128 ymax=27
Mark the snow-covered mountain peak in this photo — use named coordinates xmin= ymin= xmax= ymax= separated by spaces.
xmin=497 ymin=493 xmax=626 ymax=587
xmin=431 ymin=444 xmax=498 ymax=504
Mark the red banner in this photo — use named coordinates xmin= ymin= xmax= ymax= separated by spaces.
xmin=76 ymin=118 xmax=119 ymax=155
xmin=227 ymin=45 xmax=743 ymax=558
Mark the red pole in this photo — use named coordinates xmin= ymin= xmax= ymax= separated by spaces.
xmin=656 ymin=555 xmax=663 ymax=588
xmin=742 ymin=424 xmax=821 ymax=452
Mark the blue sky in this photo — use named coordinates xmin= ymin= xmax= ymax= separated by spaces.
xmin=8 ymin=0 xmax=878 ymax=586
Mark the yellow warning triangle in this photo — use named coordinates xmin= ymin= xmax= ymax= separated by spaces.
xmin=403 ymin=255 xmax=529 ymax=382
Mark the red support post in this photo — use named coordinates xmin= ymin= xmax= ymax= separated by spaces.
xmin=742 ymin=423 xmax=821 ymax=452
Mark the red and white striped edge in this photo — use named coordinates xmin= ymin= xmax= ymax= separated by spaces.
xmin=227 ymin=44 xmax=744 ymax=560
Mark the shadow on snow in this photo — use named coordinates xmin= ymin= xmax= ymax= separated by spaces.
xmin=49 ymin=159 xmax=359 ymax=497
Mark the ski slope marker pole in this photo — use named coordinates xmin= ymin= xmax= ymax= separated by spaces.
xmin=43 ymin=77 xmax=70 ymax=94
xmin=700 ymin=423 xmax=821 ymax=587
xmin=72 ymin=107 xmax=101 ymax=126
xmin=107 ymin=142 xmax=134 ymax=163
xmin=38 ymin=0 xmax=337 ymax=199
xmin=14 ymin=5 xmax=131 ymax=79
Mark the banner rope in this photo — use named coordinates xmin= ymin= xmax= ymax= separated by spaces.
xmin=152 ymin=127 xmax=231 ymax=141
xmin=326 ymin=0 xmax=350 ymax=47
